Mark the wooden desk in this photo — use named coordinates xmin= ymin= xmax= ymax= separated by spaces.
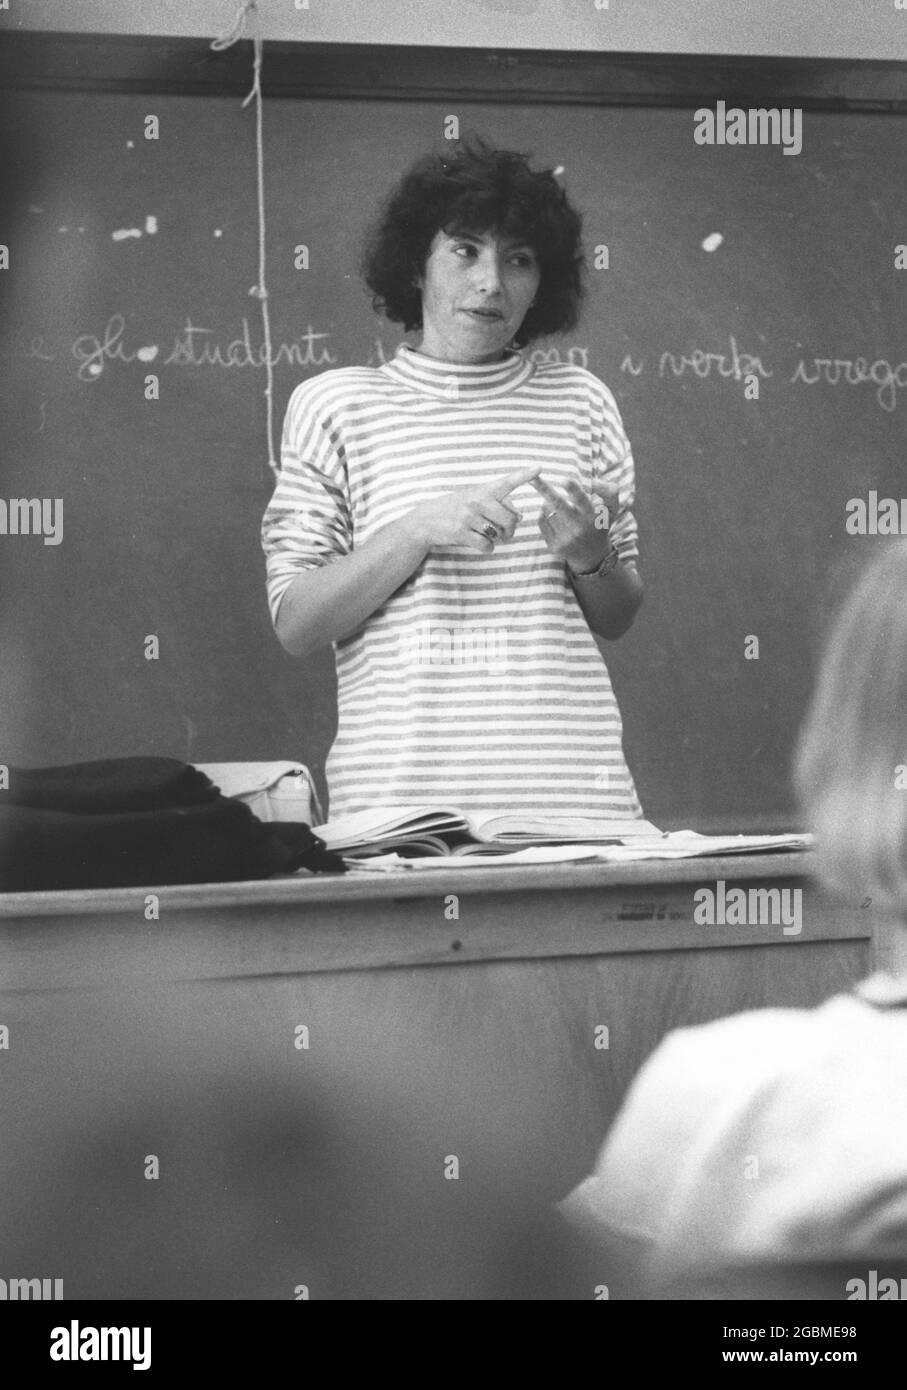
xmin=0 ymin=851 xmax=871 ymax=1140
xmin=0 ymin=853 xmax=875 ymax=1298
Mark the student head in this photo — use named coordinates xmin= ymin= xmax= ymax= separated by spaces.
xmin=794 ymin=539 xmax=907 ymax=921
xmin=362 ymin=133 xmax=584 ymax=359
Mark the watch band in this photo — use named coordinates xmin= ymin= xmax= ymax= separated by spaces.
xmin=569 ymin=542 xmax=621 ymax=580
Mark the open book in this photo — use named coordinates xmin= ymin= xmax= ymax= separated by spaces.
xmin=312 ymin=805 xmax=664 ymax=858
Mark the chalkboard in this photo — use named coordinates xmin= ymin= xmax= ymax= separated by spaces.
xmin=1 ymin=79 xmax=905 ymax=829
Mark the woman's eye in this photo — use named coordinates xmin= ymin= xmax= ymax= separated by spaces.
xmin=449 ymin=244 xmax=535 ymax=268
xmin=505 ymin=251 xmax=536 ymax=269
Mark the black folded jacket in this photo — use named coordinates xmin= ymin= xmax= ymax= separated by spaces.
xmin=0 ymin=757 xmax=346 ymax=889
xmin=4 ymin=757 xmax=220 ymax=814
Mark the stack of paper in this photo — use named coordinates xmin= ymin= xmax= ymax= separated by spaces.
xmin=339 ymin=829 xmax=812 ymax=872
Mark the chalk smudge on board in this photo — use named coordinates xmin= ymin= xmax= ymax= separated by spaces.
xmin=112 ymin=217 xmax=158 ymax=242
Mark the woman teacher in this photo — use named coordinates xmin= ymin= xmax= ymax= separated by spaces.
xmin=262 ymin=136 xmax=645 ymax=820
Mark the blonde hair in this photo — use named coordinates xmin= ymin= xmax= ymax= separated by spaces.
xmin=794 ymin=540 xmax=907 ymax=916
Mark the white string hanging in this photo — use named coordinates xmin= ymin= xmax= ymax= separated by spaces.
xmin=212 ymin=0 xmax=278 ymax=476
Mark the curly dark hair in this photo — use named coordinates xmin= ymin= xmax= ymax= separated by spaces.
xmin=361 ymin=134 xmax=585 ymax=349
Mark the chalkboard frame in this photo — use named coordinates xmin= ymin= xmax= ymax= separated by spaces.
xmin=0 ymin=31 xmax=905 ymax=111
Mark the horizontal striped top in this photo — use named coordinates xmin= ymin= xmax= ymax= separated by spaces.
xmin=262 ymin=341 xmax=643 ymax=819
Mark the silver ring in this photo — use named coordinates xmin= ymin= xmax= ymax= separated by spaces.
xmin=481 ymin=523 xmax=498 ymax=542
xmin=544 ymin=508 xmax=559 ymax=520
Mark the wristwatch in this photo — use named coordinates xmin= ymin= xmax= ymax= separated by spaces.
xmin=568 ymin=541 xmax=621 ymax=580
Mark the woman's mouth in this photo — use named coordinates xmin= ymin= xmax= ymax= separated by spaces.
xmin=463 ymin=308 xmax=503 ymax=322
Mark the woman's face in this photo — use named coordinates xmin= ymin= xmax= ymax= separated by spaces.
xmin=415 ymin=228 xmax=541 ymax=364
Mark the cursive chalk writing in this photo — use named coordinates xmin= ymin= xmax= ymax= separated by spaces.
xmin=528 ymin=345 xmax=589 ymax=369
xmin=72 ymin=315 xmax=138 ymax=381
xmin=790 ymin=354 xmax=907 ymax=413
xmin=71 ymin=314 xmax=338 ymax=382
xmin=659 ymin=335 xmax=773 ymax=382
xmin=164 ymin=317 xmax=337 ymax=370
xmin=17 ymin=316 xmax=901 ymax=413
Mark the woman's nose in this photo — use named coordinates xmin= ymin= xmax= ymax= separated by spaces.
xmin=474 ymin=255 xmax=504 ymax=294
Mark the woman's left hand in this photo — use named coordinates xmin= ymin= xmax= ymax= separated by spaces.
xmin=531 ymin=475 xmax=621 ymax=574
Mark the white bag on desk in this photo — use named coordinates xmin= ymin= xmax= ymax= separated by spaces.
xmin=193 ymin=762 xmax=324 ymax=826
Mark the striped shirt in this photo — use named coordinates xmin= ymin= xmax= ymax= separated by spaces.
xmin=261 ymin=341 xmax=643 ymax=819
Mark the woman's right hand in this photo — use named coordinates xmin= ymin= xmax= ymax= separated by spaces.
xmin=401 ymin=465 xmax=542 ymax=553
